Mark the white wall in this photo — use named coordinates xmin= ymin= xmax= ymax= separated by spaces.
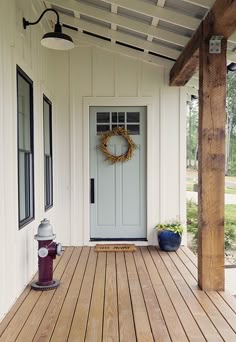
xmin=0 ymin=0 xmax=70 ymax=320
xmin=69 ymin=47 xmax=186 ymax=246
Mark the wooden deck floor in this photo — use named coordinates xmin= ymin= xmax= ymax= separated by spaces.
xmin=1 ymin=246 xmax=236 ymax=341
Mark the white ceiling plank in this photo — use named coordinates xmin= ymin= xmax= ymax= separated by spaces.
xmin=44 ymin=0 xmax=188 ymax=47
xmin=181 ymin=0 xmax=214 ymax=9
xmin=186 ymin=77 xmax=198 ymax=88
xmin=111 ymin=3 xmax=117 ymax=41
xmin=157 ymin=0 xmax=167 ymax=7
xmin=64 ymin=27 xmax=174 ymax=68
xmin=227 ymin=50 xmax=236 ymax=63
xmin=100 ymin=0 xmax=200 ymax=30
xmin=186 ymin=86 xmax=199 ymax=96
xmin=51 ymin=13 xmax=180 ymax=59
xmin=148 ymin=0 xmax=166 ymax=43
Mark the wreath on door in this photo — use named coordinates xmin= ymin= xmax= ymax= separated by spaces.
xmin=99 ymin=127 xmax=137 ymax=164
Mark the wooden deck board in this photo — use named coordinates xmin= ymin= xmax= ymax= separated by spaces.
xmin=116 ymin=252 xmax=136 ymax=342
xmin=142 ymin=247 xmax=188 ymax=341
xmin=159 ymin=249 xmax=222 ymax=341
xmin=103 ymin=253 xmax=119 ymax=342
xmin=125 ymin=252 xmax=154 ymax=341
xmin=85 ymin=252 xmax=106 ymax=342
xmin=134 ymin=248 xmax=171 ymax=342
xmin=68 ymin=248 xmax=98 ymax=342
xmin=156 ymin=249 xmax=205 ymax=341
xmin=169 ymin=251 xmax=236 ymax=341
xmin=1 ymin=246 xmax=236 ymax=342
xmin=0 ymin=247 xmax=73 ymax=342
xmin=32 ymin=247 xmax=81 ymax=341
xmin=0 ymin=248 xmax=62 ymax=338
xmin=50 ymin=247 xmax=90 ymax=341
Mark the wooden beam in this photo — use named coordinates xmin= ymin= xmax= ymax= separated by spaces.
xmin=170 ymin=0 xmax=236 ymax=86
xmin=198 ymin=17 xmax=226 ymax=291
xmin=170 ymin=24 xmax=201 ymax=86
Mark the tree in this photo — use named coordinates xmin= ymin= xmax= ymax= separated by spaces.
xmin=186 ymin=98 xmax=198 ymax=168
xmin=226 ymin=72 xmax=236 ymax=175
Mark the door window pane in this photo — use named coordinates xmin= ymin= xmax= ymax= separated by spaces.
xmin=97 ymin=125 xmax=110 ymax=134
xmin=127 ymin=124 xmax=140 ymax=135
xmin=127 ymin=112 xmax=140 ymax=123
xmin=112 ymin=112 xmax=117 ymax=123
xmin=97 ymin=112 xmax=110 ymax=123
xmin=118 ymin=112 xmax=125 ymax=123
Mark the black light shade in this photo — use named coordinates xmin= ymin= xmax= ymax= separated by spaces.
xmin=227 ymin=63 xmax=236 ymax=72
xmin=23 ymin=9 xmax=75 ymax=51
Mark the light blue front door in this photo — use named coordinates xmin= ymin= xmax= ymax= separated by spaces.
xmin=90 ymin=106 xmax=147 ymax=240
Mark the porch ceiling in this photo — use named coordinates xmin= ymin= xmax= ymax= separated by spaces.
xmin=37 ymin=0 xmax=221 ymax=94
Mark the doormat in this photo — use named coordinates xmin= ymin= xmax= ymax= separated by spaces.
xmin=95 ymin=244 xmax=136 ymax=252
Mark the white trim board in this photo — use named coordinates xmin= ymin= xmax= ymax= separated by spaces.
xmin=82 ymin=96 xmax=156 ymax=246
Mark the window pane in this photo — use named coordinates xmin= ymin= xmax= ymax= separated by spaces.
xmin=43 ymin=96 xmax=53 ymax=210
xmin=127 ymin=124 xmax=140 ymax=135
xmin=17 ymin=67 xmax=34 ymax=228
xmin=18 ymin=75 xmax=31 ymax=151
xmin=118 ymin=112 xmax=125 ymax=123
xmin=112 ymin=112 xmax=117 ymax=123
xmin=97 ymin=125 xmax=110 ymax=134
xmin=19 ymin=151 xmax=26 ymax=221
xmin=43 ymin=101 xmax=50 ymax=155
xmin=45 ymin=156 xmax=52 ymax=208
xmin=97 ymin=112 xmax=110 ymax=123
xmin=127 ymin=112 xmax=140 ymax=123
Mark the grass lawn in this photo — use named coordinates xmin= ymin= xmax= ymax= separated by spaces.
xmin=186 ymin=183 xmax=236 ymax=194
xmin=187 ymin=201 xmax=236 ymax=250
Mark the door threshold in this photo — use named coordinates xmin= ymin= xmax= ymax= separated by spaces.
xmin=88 ymin=239 xmax=149 ymax=247
xmin=90 ymin=238 xmax=148 ymax=242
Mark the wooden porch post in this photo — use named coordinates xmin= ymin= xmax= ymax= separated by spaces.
xmin=198 ymin=18 xmax=227 ymax=291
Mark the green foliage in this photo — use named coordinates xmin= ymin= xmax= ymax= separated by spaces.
xmin=186 ymin=73 xmax=236 ymax=176
xmin=187 ymin=200 xmax=236 ymax=250
xmin=155 ymin=221 xmax=184 ymax=236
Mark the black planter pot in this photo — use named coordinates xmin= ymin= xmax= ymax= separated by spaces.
xmin=158 ymin=230 xmax=182 ymax=252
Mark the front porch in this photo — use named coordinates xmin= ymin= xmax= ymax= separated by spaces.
xmin=1 ymin=246 xmax=236 ymax=341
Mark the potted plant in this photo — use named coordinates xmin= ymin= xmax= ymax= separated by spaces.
xmin=155 ymin=220 xmax=184 ymax=252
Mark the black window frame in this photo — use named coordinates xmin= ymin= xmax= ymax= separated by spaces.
xmin=43 ymin=95 xmax=53 ymax=211
xmin=17 ymin=65 xmax=35 ymax=229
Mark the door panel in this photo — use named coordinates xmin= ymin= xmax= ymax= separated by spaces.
xmin=90 ymin=106 xmax=146 ymax=239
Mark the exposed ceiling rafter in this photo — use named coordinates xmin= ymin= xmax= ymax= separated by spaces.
xmin=48 ymin=12 xmax=179 ymax=59
xmin=99 ymin=0 xmax=200 ymax=30
xmin=45 ymin=0 xmax=188 ymax=48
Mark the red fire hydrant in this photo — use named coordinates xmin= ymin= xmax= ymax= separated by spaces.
xmin=31 ymin=218 xmax=63 ymax=291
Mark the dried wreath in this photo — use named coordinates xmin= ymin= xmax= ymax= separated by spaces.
xmin=99 ymin=127 xmax=137 ymax=164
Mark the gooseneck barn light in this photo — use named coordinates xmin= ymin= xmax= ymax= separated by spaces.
xmin=23 ymin=8 xmax=74 ymax=50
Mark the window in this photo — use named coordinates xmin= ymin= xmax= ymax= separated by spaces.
xmin=17 ymin=66 xmax=34 ymax=228
xmin=96 ymin=111 xmax=140 ymax=135
xmin=43 ymin=95 xmax=53 ymax=210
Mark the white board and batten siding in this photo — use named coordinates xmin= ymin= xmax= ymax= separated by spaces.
xmin=69 ymin=47 xmax=186 ymax=246
xmin=0 ymin=0 xmax=71 ymax=320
